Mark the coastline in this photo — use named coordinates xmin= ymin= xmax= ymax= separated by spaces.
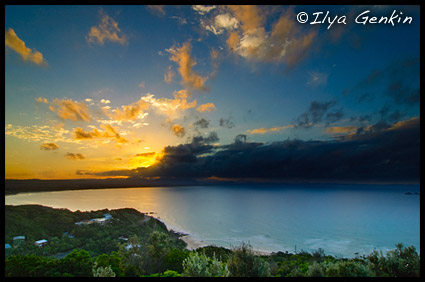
xmin=180 ymin=234 xmax=272 ymax=256
xmin=159 ymin=218 xmax=273 ymax=256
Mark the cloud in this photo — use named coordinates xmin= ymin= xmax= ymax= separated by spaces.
xmin=49 ymin=99 xmax=92 ymax=122
xmin=307 ymin=71 xmax=328 ymax=87
xmin=295 ymin=100 xmax=343 ymax=128
xmin=344 ymin=57 xmax=420 ymax=106
xmin=40 ymin=142 xmax=59 ymax=151
xmin=215 ymin=13 xmax=240 ymax=30
xmin=192 ymin=5 xmax=216 ymax=15
xmin=147 ymin=5 xmax=166 ymax=16
xmin=227 ymin=5 xmax=264 ymax=32
xmin=169 ymin=16 xmax=187 ymax=25
xmin=205 ymin=13 xmax=240 ymax=35
xmin=168 ymin=41 xmax=209 ymax=91
xmin=141 ymin=90 xmax=197 ymax=119
xmin=87 ymin=10 xmax=127 ymax=45
xmin=100 ymin=99 xmax=111 ymax=104
xmin=161 ymin=132 xmax=219 ymax=164
xmin=89 ymin=117 xmax=419 ymax=182
xmin=164 ymin=66 xmax=175 ymax=83
xmin=36 ymin=97 xmax=49 ymax=104
xmin=219 ymin=117 xmax=235 ymax=129
xmin=205 ymin=6 xmax=317 ymax=68
xmin=5 ymin=28 xmax=47 ymax=66
xmin=193 ymin=118 xmax=210 ymax=129
xmin=135 ymin=152 xmax=156 ymax=158
xmin=108 ymin=98 xmax=150 ymax=121
xmin=325 ymin=126 xmax=358 ymax=134
xmin=247 ymin=124 xmax=294 ymax=134
xmin=197 ymin=103 xmax=216 ymax=113
xmin=65 ymin=152 xmax=85 ymax=160
xmin=74 ymin=124 xmax=127 ymax=143
xmin=171 ymin=124 xmax=186 ymax=138
xmin=342 ymin=117 xmax=420 ymax=142
xmin=6 ymin=124 xmax=73 ymax=143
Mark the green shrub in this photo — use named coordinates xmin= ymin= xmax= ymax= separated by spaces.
xmin=367 ymin=243 xmax=420 ymax=277
xmin=182 ymin=251 xmax=229 ymax=277
xmin=92 ymin=262 xmax=116 ymax=277
xmin=227 ymin=242 xmax=271 ymax=277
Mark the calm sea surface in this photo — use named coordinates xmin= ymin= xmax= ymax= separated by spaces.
xmin=5 ymin=184 xmax=420 ymax=258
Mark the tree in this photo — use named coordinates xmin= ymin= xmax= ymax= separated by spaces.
xmin=227 ymin=242 xmax=271 ymax=277
xmin=118 ymin=235 xmax=144 ymax=276
xmin=60 ymin=249 xmax=93 ymax=277
xmin=95 ymin=251 xmax=124 ymax=277
xmin=144 ymin=231 xmax=174 ymax=274
xmin=164 ymin=247 xmax=189 ymax=273
xmin=5 ymin=254 xmax=58 ymax=277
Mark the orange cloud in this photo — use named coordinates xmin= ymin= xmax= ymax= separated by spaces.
xmin=164 ymin=66 xmax=175 ymax=83
xmin=65 ymin=152 xmax=85 ymax=160
xmin=108 ymin=99 xmax=150 ymax=121
xmin=226 ymin=31 xmax=240 ymax=51
xmin=74 ymin=124 xmax=127 ymax=143
xmin=5 ymin=28 xmax=46 ymax=65
xmin=168 ymin=41 xmax=209 ymax=91
xmin=49 ymin=99 xmax=92 ymax=122
xmin=325 ymin=126 xmax=358 ymax=134
xmin=40 ymin=143 xmax=59 ymax=150
xmin=171 ymin=124 xmax=186 ymax=137
xmin=388 ymin=117 xmax=420 ymax=131
xmin=35 ymin=97 xmax=49 ymax=104
xmin=227 ymin=5 xmax=264 ymax=32
xmin=87 ymin=11 xmax=127 ymax=45
xmin=197 ymin=103 xmax=216 ymax=113
xmin=147 ymin=5 xmax=166 ymax=16
xmin=214 ymin=6 xmax=317 ymax=67
xmin=141 ymin=90 xmax=197 ymax=119
xmin=135 ymin=152 xmax=156 ymax=157
xmin=247 ymin=124 xmax=294 ymax=134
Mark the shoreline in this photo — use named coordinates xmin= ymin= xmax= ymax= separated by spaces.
xmin=159 ymin=219 xmax=273 ymax=256
xmin=180 ymin=234 xmax=273 ymax=256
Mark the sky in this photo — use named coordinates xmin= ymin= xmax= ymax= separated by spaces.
xmin=5 ymin=5 xmax=420 ymax=182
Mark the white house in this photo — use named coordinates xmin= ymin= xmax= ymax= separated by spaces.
xmin=34 ymin=239 xmax=48 ymax=247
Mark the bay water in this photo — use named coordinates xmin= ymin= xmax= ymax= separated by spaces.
xmin=5 ymin=184 xmax=420 ymax=258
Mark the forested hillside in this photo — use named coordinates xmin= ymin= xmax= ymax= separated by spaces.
xmin=4 ymin=205 xmax=420 ymax=277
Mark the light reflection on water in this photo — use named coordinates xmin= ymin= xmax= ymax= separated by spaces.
xmin=5 ymin=184 xmax=420 ymax=258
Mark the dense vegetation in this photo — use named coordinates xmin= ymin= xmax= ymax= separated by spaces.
xmin=4 ymin=205 xmax=420 ymax=277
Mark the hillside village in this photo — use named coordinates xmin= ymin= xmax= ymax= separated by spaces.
xmin=6 ymin=213 xmax=113 ymax=251
xmin=5 ymin=205 xmax=184 ymax=259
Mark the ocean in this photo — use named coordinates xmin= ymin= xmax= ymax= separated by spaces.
xmin=5 ymin=183 xmax=420 ymax=258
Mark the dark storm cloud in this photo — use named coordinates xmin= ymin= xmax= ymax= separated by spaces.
xmin=161 ymin=131 xmax=219 ymax=164
xmin=87 ymin=117 xmax=419 ymax=182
